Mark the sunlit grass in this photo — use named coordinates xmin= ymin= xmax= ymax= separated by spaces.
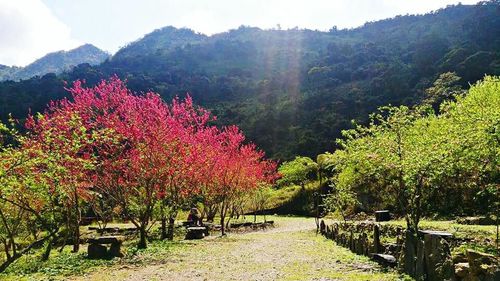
xmin=0 ymin=216 xmax=403 ymax=281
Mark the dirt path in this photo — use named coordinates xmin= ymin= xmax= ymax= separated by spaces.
xmin=72 ymin=217 xmax=399 ymax=281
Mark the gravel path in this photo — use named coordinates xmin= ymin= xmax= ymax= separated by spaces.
xmin=71 ymin=217 xmax=399 ymax=281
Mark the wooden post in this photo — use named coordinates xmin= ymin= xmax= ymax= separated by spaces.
xmin=373 ymin=224 xmax=381 ymax=253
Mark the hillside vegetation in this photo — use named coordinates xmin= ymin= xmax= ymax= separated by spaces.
xmin=0 ymin=2 xmax=499 ymax=159
xmin=0 ymin=44 xmax=108 ymax=82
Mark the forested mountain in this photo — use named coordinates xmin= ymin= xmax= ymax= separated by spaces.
xmin=1 ymin=1 xmax=499 ymax=159
xmin=0 ymin=44 xmax=109 ymax=81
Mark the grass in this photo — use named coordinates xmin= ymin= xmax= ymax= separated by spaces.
xmin=0 ymin=238 xmax=189 ymax=281
xmin=381 ymin=219 xmax=497 ymax=241
xmin=267 ymin=181 xmax=321 ymax=216
xmin=383 ymin=219 xmax=498 ymax=254
xmin=267 ymin=184 xmax=306 ymax=208
xmin=278 ymin=231 xmax=406 ymax=281
xmin=0 ymin=216 xmax=405 ymax=281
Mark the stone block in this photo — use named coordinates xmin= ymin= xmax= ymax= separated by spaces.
xmin=88 ymin=243 xmax=108 ymax=259
xmin=423 ymin=232 xmax=454 ymax=281
xmin=466 ymin=249 xmax=500 ymax=280
xmin=373 ymin=224 xmax=381 ymax=253
xmin=185 ymin=226 xmax=206 ymax=239
xmin=372 ymin=254 xmax=397 ymax=267
xmin=375 ymin=210 xmax=391 ymax=222
xmin=87 ymin=236 xmax=124 ymax=244
xmin=454 ymin=262 xmax=469 ymax=279
xmin=109 ymin=242 xmax=123 ymax=257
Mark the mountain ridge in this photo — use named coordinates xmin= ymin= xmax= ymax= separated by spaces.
xmin=0 ymin=44 xmax=109 ymax=81
xmin=0 ymin=1 xmax=499 ymax=159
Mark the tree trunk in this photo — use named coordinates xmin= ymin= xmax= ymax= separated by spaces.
xmin=206 ymin=204 xmax=217 ymax=223
xmin=314 ymin=193 xmax=320 ymax=233
xmin=220 ymin=214 xmax=225 ymax=236
xmin=72 ymin=188 xmax=80 ymax=253
xmin=138 ymin=226 xmax=147 ymax=249
xmin=495 ymin=184 xmax=499 ymax=256
xmin=41 ymin=235 xmax=56 ymax=261
xmin=207 ymin=211 xmax=215 ymax=222
xmin=72 ymin=223 xmax=80 ymax=253
xmin=0 ymin=233 xmax=54 ymax=272
xmin=58 ymin=229 xmax=69 ymax=253
xmin=161 ymin=216 xmax=167 ymax=240
xmin=167 ymin=217 xmax=175 ymax=240
xmin=1 ymin=240 xmax=11 ymax=261
xmin=220 ymin=200 xmax=226 ymax=236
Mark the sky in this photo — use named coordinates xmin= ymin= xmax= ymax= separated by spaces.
xmin=0 ymin=0 xmax=481 ymax=66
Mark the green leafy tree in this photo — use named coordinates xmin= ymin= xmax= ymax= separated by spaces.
xmin=277 ymin=156 xmax=318 ymax=188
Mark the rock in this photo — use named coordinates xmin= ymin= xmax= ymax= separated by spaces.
xmin=423 ymin=233 xmax=454 ymax=281
xmin=355 ymin=236 xmax=364 ymax=255
xmin=455 ymin=262 xmax=469 ymax=278
xmin=399 ymin=230 xmax=417 ymax=277
xmin=375 ymin=210 xmax=391 ymax=222
xmin=361 ymin=233 xmax=369 ymax=256
xmin=384 ymin=243 xmax=401 ymax=257
xmin=349 ymin=232 xmax=354 ymax=251
xmin=88 ymin=243 xmax=108 ymax=259
xmin=326 ymin=225 xmax=331 ymax=237
xmin=320 ymin=220 xmax=326 ymax=234
xmin=332 ymin=224 xmax=338 ymax=240
xmin=415 ymin=238 xmax=425 ymax=280
xmin=466 ymin=249 xmax=500 ymax=279
xmin=453 ymin=252 xmax=468 ymax=263
xmin=419 ymin=230 xmax=453 ymax=239
xmin=230 ymin=222 xmax=244 ymax=228
xmin=109 ymin=242 xmax=123 ymax=257
xmin=87 ymin=236 xmax=124 ymax=244
xmin=185 ymin=227 xmax=206 ymax=239
xmin=372 ymin=254 xmax=397 ymax=267
xmin=400 ymin=230 xmax=455 ymax=281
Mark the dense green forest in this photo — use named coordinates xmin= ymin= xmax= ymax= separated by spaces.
xmin=322 ymin=74 xmax=499 ymax=220
xmin=0 ymin=1 xmax=499 ymax=160
xmin=0 ymin=44 xmax=108 ymax=82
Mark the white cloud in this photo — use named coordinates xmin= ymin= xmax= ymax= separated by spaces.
xmin=0 ymin=0 xmax=80 ymax=66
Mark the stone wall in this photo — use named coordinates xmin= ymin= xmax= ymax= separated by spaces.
xmin=320 ymin=220 xmax=499 ymax=281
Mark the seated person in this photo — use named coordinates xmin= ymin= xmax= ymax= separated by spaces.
xmin=187 ymin=207 xmax=201 ymax=226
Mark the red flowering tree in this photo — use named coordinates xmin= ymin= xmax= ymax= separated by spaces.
xmin=14 ymin=76 xmax=278 ymax=252
xmin=155 ymin=96 xmax=214 ymax=240
xmin=57 ymin=78 xmax=211 ymax=248
xmin=202 ymin=126 xmax=278 ymax=235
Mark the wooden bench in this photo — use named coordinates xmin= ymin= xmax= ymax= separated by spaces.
xmin=87 ymin=236 xmax=124 ymax=259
